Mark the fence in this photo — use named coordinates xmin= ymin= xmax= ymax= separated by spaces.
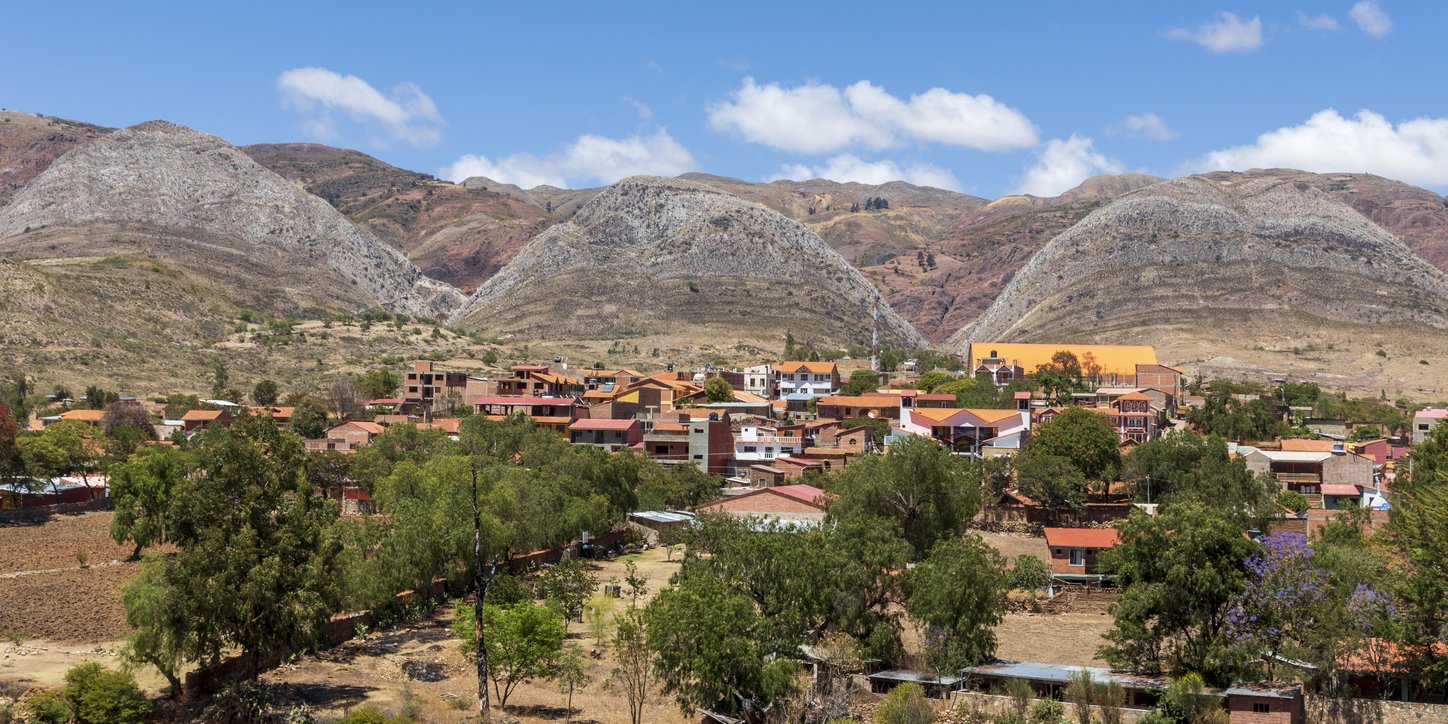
xmin=0 ymin=497 xmax=113 ymax=523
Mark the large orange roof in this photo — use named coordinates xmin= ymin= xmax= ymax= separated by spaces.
xmin=1044 ymin=527 xmax=1120 ymax=549
xmin=60 ymin=409 xmax=106 ymax=422
xmin=968 ymin=343 xmax=1158 ymax=377
xmin=774 ymin=361 xmax=838 ymax=374
xmin=912 ymin=406 xmax=1021 ymax=425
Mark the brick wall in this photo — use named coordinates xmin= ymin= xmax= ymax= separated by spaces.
xmin=1229 ymin=694 xmax=1302 ymax=723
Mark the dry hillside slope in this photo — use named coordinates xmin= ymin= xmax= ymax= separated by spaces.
xmin=951 ymin=174 xmax=1448 ymax=393
xmin=0 ymin=110 xmax=110 ymax=206
xmin=0 ymin=121 xmax=463 ymax=318
xmin=450 ymin=175 xmax=924 ymax=348
xmin=244 ymin=144 xmax=553 ymax=292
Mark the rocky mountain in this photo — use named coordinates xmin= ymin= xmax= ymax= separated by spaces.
xmin=243 ymin=143 xmax=552 ymax=292
xmin=0 ymin=121 xmax=463 ymax=318
xmin=950 ymin=174 xmax=1448 ymax=390
xmin=0 ymin=110 xmax=111 ymax=206
xmin=450 ymin=175 xmax=924 ymax=349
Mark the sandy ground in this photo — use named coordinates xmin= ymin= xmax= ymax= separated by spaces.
xmin=995 ymin=612 xmax=1114 ymax=667
xmin=976 ymin=531 xmax=1050 ymax=562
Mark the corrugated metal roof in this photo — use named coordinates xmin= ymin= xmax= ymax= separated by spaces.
xmin=961 ymin=660 xmax=1165 ymax=690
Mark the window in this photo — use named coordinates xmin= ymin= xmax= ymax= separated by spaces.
xmin=1252 ymin=703 xmax=1271 ymax=713
xmin=693 ymin=454 xmax=703 ymax=460
xmin=1069 ymin=549 xmax=1085 ymax=566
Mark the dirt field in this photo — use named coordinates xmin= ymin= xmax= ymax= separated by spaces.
xmin=977 ymin=531 xmax=1049 ymax=562
xmin=995 ymin=612 xmax=1114 ymax=667
xmin=263 ymin=546 xmax=691 ymax=723
xmin=0 ymin=512 xmax=140 ymax=645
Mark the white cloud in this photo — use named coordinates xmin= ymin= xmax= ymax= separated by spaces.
xmin=1106 ymin=113 xmax=1178 ymax=141
xmin=767 ymin=154 xmax=963 ymax=191
xmin=1187 ymin=109 xmax=1448 ymax=187
xmin=1013 ymin=135 xmax=1124 ymax=197
xmin=707 ymin=77 xmax=1037 ymax=155
xmin=1297 ymin=12 xmax=1341 ymax=31
xmin=276 ymin=67 xmax=444 ymax=147
xmin=439 ymin=129 xmax=697 ymax=189
xmin=1349 ymin=1 xmax=1392 ymax=37
xmin=1167 ymin=12 xmax=1263 ymax=53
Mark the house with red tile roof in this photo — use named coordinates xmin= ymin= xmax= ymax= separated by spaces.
xmin=568 ymin=418 xmax=643 ymax=451
xmin=815 ymin=393 xmax=901 ymax=421
xmin=1043 ymin=527 xmax=1120 ymax=575
xmin=181 ymin=408 xmax=232 ymax=432
xmin=471 ymin=396 xmax=584 ymax=434
xmin=772 ymin=361 xmax=840 ymax=411
xmin=693 ymin=484 xmax=829 ymax=526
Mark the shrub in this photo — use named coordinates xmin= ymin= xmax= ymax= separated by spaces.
xmin=1029 ymin=698 xmax=1064 ymax=723
xmin=37 ymin=663 xmax=151 ymax=724
xmin=1007 ymin=554 xmax=1052 ymax=592
xmin=25 ymin=690 xmax=73 ymax=724
xmin=876 ymin=682 xmax=933 ymax=724
xmin=1277 ymin=490 xmax=1309 ymax=514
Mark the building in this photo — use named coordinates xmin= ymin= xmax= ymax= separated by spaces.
xmin=1043 ymin=527 xmax=1119 ymax=575
xmin=472 ymin=396 xmax=583 ymax=434
xmin=180 ymin=408 xmax=232 ymax=433
xmin=742 ymin=363 xmax=772 ymax=398
xmin=732 ymin=423 xmax=809 ymax=467
xmin=567 ymin=418 xmax=643 ymax=451
xmin=1237 ymin=443 xmax=1376 ymax=507
xmin=641 ymin=415 xmax=734 ymax=475
xmin=814 ymin=393 xmax=901 ymax=421
xmin=1413 ymin=407 xmax=1447 ymax=444
xmin=494 ymin=364 xmax=585 ymax=397
xmin=898 ymin=406 xmax=1029 ymax=455
xmin=772 ymin=361 xmax=840 ymax=410
xmin=403 ymin=360 xmax=470 ymax=407
xmin=692 ymin=484 xmax=828 ymax=526
xmin=57 ymin=409 xmax=107 ymax=427
xmin=1093 ymin=392 xmax=1161 ymax=444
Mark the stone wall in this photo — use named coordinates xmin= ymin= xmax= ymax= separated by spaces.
xmin=952 ymin=691 xmax=1151 ymax=723
xmin=1306 ymin=695 xmax=1448 ymax=723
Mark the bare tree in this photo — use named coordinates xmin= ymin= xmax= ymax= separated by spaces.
xmin=326 ymin=378 xmax=364 ymax=419
xmin=607 ymin=606 xmax=654 ymax=724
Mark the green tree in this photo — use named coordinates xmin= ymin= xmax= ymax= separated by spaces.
xmin=110 ymin=446 xmax=190 ymax=560
xmin=251 ymin=379 xmax=280 ymax=406
xmin=18 ymin=419 xmax=104 ymax=490
xmin=358 ymin=368 xmax=399 ymax=401
xmin=209 ymin=358 xmax=229 ymax=399
xmin=83 ymin=385 xmax=119 ymax=409
xmin=914 ymin=371 xmax=955 ymax=394
xmin=1007 ymin=553 xmax=1053 ymax=592
xmin=101 ymin=401 xmax=157 ymax=460
xmin=704 ymin=377 xmax=735 ymax=403
xmin=1122 ymin=431 xmax=1275 ymax=527
xmin=290 ymin=395 xmax=329 ymax=440
xmin=555 ymin=644 xmax=593 ymax=724
xmin=1388 ymin=419 xmax=1448 ymax=689
xmin=905 ymin=535 xmax=1007 ymax=675
xmin=121 ymin=417 xmax=343 ymax=681
xmin=840 ymin=369 xmax=883 ymax=396
xmin=646 ymin=572 xmax=797 ymax=721
xmin=1098 ymin=504 xmax=1255 ymax=685
xmin=826 ymin=435 xmax=982 ymax=557
xmin=538 ymin=557 xmax=599 ymax=621
xmin=452 ymin=602 xmax=566 ymax=709
xmin=1028 ymin=407 xmax=1121 ymax=483
xmin=609 ymin=606 xmax=655 ymax=724
xmin=1014 ymin=452 xmax=1088 ymax=523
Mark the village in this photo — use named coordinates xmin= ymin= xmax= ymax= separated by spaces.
xmin=1 ymin=341 xmax=1446 ymax=724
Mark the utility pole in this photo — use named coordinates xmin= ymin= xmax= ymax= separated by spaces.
xmin=869 ymin=295 xmax=880 ymax=373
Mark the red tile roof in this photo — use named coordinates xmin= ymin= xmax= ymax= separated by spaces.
xmin=472 ymin=396 xmax=578 ymax=407
xmin=569 ymin=418 xmax=639 ymax=431
xmin=1043 ymin=527 xmax=1120 ymax=549
xmin=1321 ymin=484 xmax=1361 ymax=496
xmin=769 ymin=484 xmax=828 ymax=507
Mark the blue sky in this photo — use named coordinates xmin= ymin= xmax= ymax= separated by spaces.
xmin=4 ymin=1 xmax=1446 ymax=197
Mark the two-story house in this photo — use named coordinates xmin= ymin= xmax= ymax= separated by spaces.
xmin=567 ymin=418 xmax=643 ymax=451
xmin=772 ymin=361 xmax=840 ymax=411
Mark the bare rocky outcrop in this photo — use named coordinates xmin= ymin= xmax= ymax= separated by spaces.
xmin=0 ymin=121 xmax=463 ymax=317
xmin=951 ymin=174 xmax=1448 ymax=350
xmin=450 ymin=175 xmax=924 ymax=347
